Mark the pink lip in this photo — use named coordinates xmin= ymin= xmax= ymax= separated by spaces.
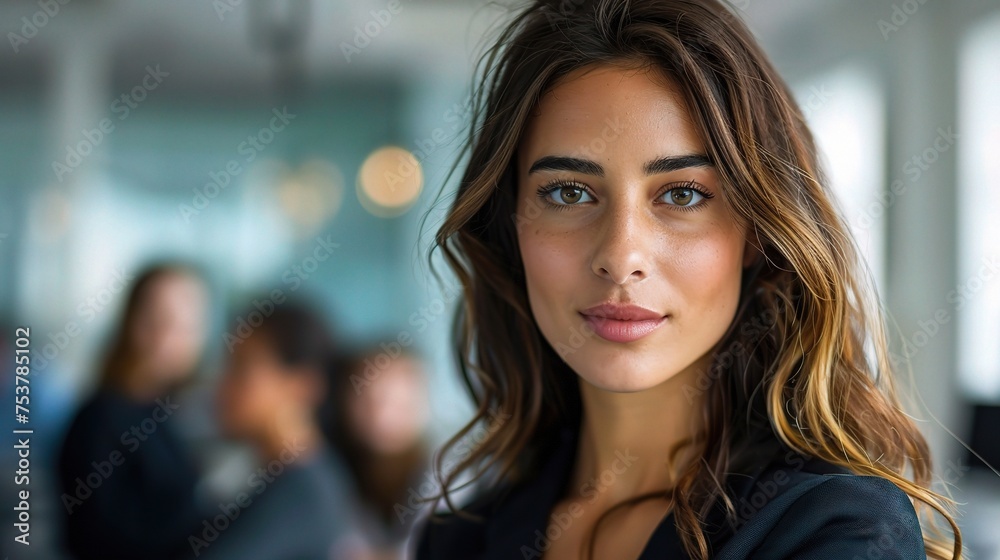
xmin=578 ymin=303 xmax=667 ymax=343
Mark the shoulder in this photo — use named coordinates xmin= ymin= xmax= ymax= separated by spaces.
xmin=413 ymin=430 xmax=574 ymax=559
xmin=65 ymin=388 xmax=143 ymax=429
xmin=718 ymin=467 xmax=926 ymax=560
xmin=295 ymin=446 xmax=357 ymax=505
xmin=66 ymin=389 xmax=112 ymax=422
xmin=59 ymin=390 xmax=120 ymax=449
xmin=411 ymin=484 xmax=503 ymax=559
xmin=274 ymin=445 xmax=363 ymax=530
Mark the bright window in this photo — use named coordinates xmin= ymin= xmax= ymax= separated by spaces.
xmin=793 ymin=63 xmax=887 ymax=298
xmin=957 ymin=13 xmax=1000 ymax=401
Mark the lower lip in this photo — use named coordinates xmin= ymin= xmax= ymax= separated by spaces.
xmin=580 ymin=313 xmax=667 ymax=343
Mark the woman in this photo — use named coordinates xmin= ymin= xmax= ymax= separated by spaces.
xmin=204 ymin=300 xmax=361 ymax=560
xmin=329 ymin=343 xmax=432 ymax=559
xmin=414 ymin=1 xmax=963 ymax=559
xmin=57 ymin=263 xmax=212 ymax=560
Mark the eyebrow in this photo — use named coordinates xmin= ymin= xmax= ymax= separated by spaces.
xmin=527 ymin=154 xmax=713 ymax=176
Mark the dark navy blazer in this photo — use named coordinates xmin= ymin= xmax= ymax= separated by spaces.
xmin=412 ymin=427 xmax=926 ymax=559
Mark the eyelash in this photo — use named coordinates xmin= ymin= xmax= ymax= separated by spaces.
xmin=534 ymin=179 xmax=715 ymax=212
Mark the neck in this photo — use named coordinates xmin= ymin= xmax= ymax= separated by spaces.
xmin=569 ymin=356 xmax=709 ymax=505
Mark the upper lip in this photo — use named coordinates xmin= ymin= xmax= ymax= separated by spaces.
xmin=579 ymin=303 xmax=665 ymax=321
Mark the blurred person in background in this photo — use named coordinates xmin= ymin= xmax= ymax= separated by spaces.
xmin=56 ymin=263 xmax=213 ymax=560
xmin=203 ymin=299 xmax=361 ymax=560
xmin=328 ymin=343 xmax=432 ymax=560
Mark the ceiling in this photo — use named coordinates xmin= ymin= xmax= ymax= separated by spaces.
xmin=0 ymin=0 xmax=842 ymax=96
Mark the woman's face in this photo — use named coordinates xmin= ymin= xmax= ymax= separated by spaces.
xmin=515 ymin=63 xmax=752 ymax=393
xmin=346 ymin=356 xmax=429 ymax=455
xmin=130 ymin=272 xmax=208 ymax=383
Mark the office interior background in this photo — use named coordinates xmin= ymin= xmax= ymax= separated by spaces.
xmin=1 ymin=0 xmax=999 ymax=558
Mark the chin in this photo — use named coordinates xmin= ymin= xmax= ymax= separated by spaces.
xmin=580 ymin=375 xmax=661 ymax=393
xmin=217 ymin=417 xmax=248 ymax=440
xmin=563 ymin=342 xmax=712 ymax=393
xmin=566 ymin=352 xmax=684 ymax=393
xmin=217 ymin=423 xmax=239 ymax=440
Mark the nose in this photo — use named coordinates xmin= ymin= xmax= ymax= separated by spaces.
xmin=591 ymin=202 xmax=653 ymax=285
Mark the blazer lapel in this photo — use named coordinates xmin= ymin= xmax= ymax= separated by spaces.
xmin=483 ymin=427 xmax=579 ymax=560
xmin=637 ymin=437 xmax=787 ymax=559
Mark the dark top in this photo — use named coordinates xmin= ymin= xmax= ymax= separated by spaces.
xmin=413 ymin=426 xmax=927 ymax=559
xmin=57 ymin=388 xmax=209 ymax=560
xmin=192 ymin=442 xmax=361 ymax=560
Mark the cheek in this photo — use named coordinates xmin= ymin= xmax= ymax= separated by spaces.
xmin=671 ymin=228 xmax=745 ymax=320
xmin=237 ymin=377 xmax=278 ymax=421
xmin=517 ymin=225 xmax=582 ymax=328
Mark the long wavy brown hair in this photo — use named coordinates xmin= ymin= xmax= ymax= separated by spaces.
xmin=424 ymin=0 xmax=963 ymax=558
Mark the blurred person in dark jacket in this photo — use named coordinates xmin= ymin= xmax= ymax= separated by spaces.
xmin=57 ymin=262 xmax=213 ymax=560
xmin=328 ymin=342 xmax=432 ymax=560
xmin=194 ymin=299 xmax=362 ymax=560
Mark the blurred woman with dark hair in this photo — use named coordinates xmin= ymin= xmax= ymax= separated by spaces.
xmin=57 ymin=262 xmax=212 ymax=560
xmin=328 ymin=343 xmax=432 ymax=560
xmin=201 ymin=299 xmax=362 ymax=560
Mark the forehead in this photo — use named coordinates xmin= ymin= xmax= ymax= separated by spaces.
xmin=517 ymin=63 xmax=704 ymax=171
xmin=143 ymin=272 xmax=205 ymax=301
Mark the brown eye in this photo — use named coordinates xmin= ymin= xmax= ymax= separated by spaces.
xmin=661 ymin=186 xmax=707 ymax=207
xmin=670 ymin=189 xmax=694 ymax=205
xmin=558 ymin=187 xmax=585 ymax=204
xmin=537 ymin=183 xmax=595 ymax=207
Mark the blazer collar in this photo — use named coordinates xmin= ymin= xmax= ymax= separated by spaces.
xmin=480 ymin=426 xmax=792 ymax=559
xmin=480 ymin=426 xmax=698 ymax=559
